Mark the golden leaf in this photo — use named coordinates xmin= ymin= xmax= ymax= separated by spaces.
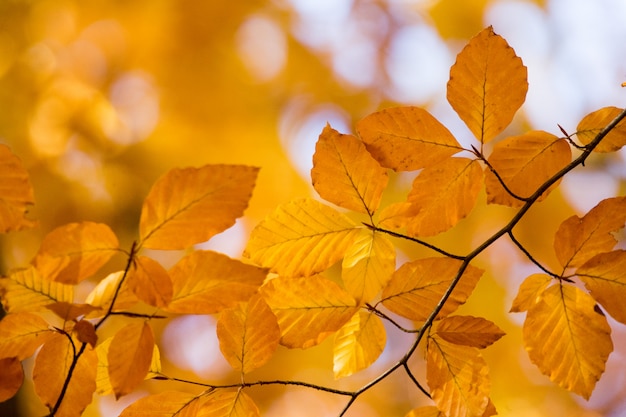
xmin=0 ymin=266 xmax=73 ymax=313
xmin=576 ymin=106 xmax=626 ymax=152
xmin=509 ymin=273 xmax=552 ymax=313
xmin=165 ymin=250 xmax=266 ymax=315
xmin=379 ymin=157 xmax=483 ymax=236
xmin=45 ymin=302 xmax=99 ymax=321
xmin=198 ymin=389 xmax=260 ymax=417
xmin=554 ymin=196 xmax=626 ymax=269
xmin=333 ymin=310 xmax=386 ymax=379
xmin=84 ymin=271 xmax=138 ymax=317
xmin=127 ymin=256 xmax=172 ymax=308
xmin=0 ymin=312 xmax=54 ymax=360
xmin=427 ymin=336 xmax=490 ymax=417
xmin=33 ymin=222 xmax=119 ymax=284
xmin=217 ymin=295 xmax=280 ymax=374
xmin=311 ymin=124 xmax=388 ymax=215
xmin=260 ymin=275 xmax=358 ymax=348
xmin=139 ymin=164 xmax=258 ymax=250
xmin=0 ymin=357 xmax=23 ymax=402
xmin=447 ymin=26 xmax=527 ymax=144
xmin=523 ymin=284 xmax=612 ymax=399
xmin=0 ymin=144 xmax=36 ymax=233
xmin=244 ymin=198 xmax=359 ymax=277
xmin=484 ymin=131 xmax=571 ymax=207
xmin=404 ymin=406 xmax=446 ymax=417
xmin=381 ymin=258 xmax=483 ymax=322
xmin=119 ymin=391 xmax=199 ymax=417
xmin=341 ymin=229 xmax=395 ymax=304
xmin=33 ymin=333 xmax=97 ymax=417
xmin=433 ymin=316 xmax=505 ymax=349
xmin=108 ymin=321 xmax=154 ymax=399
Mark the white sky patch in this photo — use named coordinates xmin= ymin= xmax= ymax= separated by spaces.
xmin=236 ymin=15 xmax=287 ymax=82
xmin=194 ymin=218 xmax=247 ymax=258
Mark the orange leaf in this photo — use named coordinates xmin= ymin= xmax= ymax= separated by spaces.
xmin=576 ymin=106 xmax=626 ymax=152
xmin=509 ymin=273 xmax=552 ymax=313
xmin=333 ymin=311 xmax=386 ymax=378
xmin=166 ymin=250 xmax=266 ymax=315
xmin=0 ymin=266 xmax=73 ymax=313
xmin=356 ymin=106 xmax=462 ymax=171
xmin=0 ymin=357 xmax=23 ymax=402
xmin=447 ymin=26 xmax=527 ymax=144
xmin=433 ymin=316 xmax=505 ymax=349
xmin=312 ymin=124 xmax=388 ymax=215
xmin=139 ymin=164 xmax=258 ymax=250
xmin=404 ymin=406 xmax=446 ymax=417
xmin=73 ymin=319 xmax=98 ymax=348
xmin=0 ymin=312 xmax=54 ymax=360
xmin=45 ymin=302 xmax=99 ymax=321
xmin=554 ymin=196 xmax=626 ymax=269
xmin=198 ymin=389 xmax=260 ymax=417
xmin=484 ymin=131 xmax=571 ymax=207
xmin=33 ymin=222 xmax=119 ymax=284
xmin=108 ymin=321 xmax=154 ymax=399
xmin=127 ymin=256 xmax=173 ymax=308
xmin=119 ymin=391 xmax=200 ymax=417
xmin=0 ymin=144 xmax=36 ymax=233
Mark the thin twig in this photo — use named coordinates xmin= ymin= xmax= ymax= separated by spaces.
xmin=507 ymin=231 xmax=560 ymax=279
xmin=471 ymin=145 xmax=530 ymax=202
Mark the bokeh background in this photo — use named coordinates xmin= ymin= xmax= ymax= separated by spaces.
xmin=1 ymin=0 xmax=626 ymax=416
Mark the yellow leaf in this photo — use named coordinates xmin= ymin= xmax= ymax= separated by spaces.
xmin=554 ymin=196 xmax=626 ymax=269
xmin=118 ymin=391 xmax=199 ymax=417
xmin=0 ymin=266 xmax=73 ymax=313
xmin=127 ymin=256 xmax=172 ymax=308
xmin=427 ymin=336 xmax=490 ymax=417
xmin=523 ymin=284 xmax=612 ymax=399
xmin=108 ymin=321 xmax=154 ymax=399
xmin=576 ymin=106 xmax=626 ymax=152
xmin=484 ymin=132 xmax=571 ymax=207
xmin=0 ymin=357 xmax=23 ymax=402
xmin=198 ymin=389 xmax=260 ymax=417
xmin=139 ymin=164 xmax=259 ymax=250
xmin=342 ymin=229 xmax=395 ymax=304
xmin=577 ymin=250 xmax=626 ymax=324
xmin=404 ymin=406 xmax=446 ymax=417
xmin=165 ymin=250 xmax=266 ymax=315
xmin=333 ymin=310 xmax=386 ymax=379
xmin=433 ymin=316 xmax=505 ymax=349
xmin=447 ymin=26 xmax=527 ymax=144
xmin=379 ymin=157 xmax=483 ymax=236
xmin=0 ymin=312 xmax=54 ymax=360
xmin=356 ymin=106 xmax=462 ymax=171
xmin=244 ymin=198 xmax=359 ymax=277
xmin=0 ymin=144 xmax=36 ymax=233
xmin=509 ymin=273 xmax=552 ymax=313
xmin=84 ymin=271 xmax=138 ymax=317
xmin=33 ymin=222 xmax=119 ymax=284
xmin=33 ymin=333 xmax=97 ymax=417
xmin=311 ymin=124 xmax=388 ymax=215
xmin=217 ymin=295 xmax=280 ymax=374
xmin=381 ymin=258 xmax=483 ymax=322
xmin=260 ymin=275 xmax=358 ymax=348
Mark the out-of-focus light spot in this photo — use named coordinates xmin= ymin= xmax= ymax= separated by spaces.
xmin=59 ymin=39 xmax=108 ymax=85
xmin=236 ymin=15 xmax=287 ymax=82
xmin=98 ymin=390 xmax=146 ymax=417
xmin=561 ymin=170 xmax=619 ymax=214
xmin=195 ymin=218 xmax=247 ymax=258
xmin=28 ymin=0 xmax=77 ymax=44
xmin=22 ymin=42 xmax=58 ymax=80
xmin=287 ymin=0 xmax=352 ymax=22
xmin=55 ymin=149 xmax=110 ymax=202
xmin=287 ymin=0 xmax=353 ymax=50
xmin=330 ymin=19 xmax=378 ymax=88
xmin=265 ymin=389 xmax=377 ymax=417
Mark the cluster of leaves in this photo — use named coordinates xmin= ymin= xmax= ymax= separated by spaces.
xmin=1 ymin=26 xmax=626 ymax=417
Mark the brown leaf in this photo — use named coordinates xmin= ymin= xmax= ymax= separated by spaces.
xmin=434 ymin=316 xmax=505 ymax=349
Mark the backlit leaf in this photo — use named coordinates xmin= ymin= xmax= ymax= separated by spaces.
xmin=577 ymin=250 xmax=626 ymax=324
xmin=127 ymin=255 xmax=172 ymax=308
xmin=576 ymin=106 xmax=626 ymax=152
xmin=244 ymin=198 xmax=359 ymax=277
xmin=84 ymin=271 xmax=138 ymax=316
xmin=45 ymin=302 xmax=99 ymax=321
xmin=0 ymin=357 xmax=23 ymax=402
xmin=447 ymin=26 xmax=527 ymax=144
xmin=404 ymin=406 xmax=446 ymax=417
xmin=198 ymin=389 xmax=260 ymax=417
xmin=484 ymin=132 xmax=571 ymax=207
xmin=379 ymin=157 xmax=483 ymax=236
xmin=381 ymin=258 xmax=483 ymax=322
xmin=217 ymin=295 xmax=280 ymax=374
xmin=341 ymin=229 xmax=395 ymax=304
xmin=260 ymin=275 xmax=358 ymax=348
xmin=118 ymin=391 xmax=199 ymax=417
xmin=166 ymin=250 xmax=266 ymax=315
xmin=139 ymin=164 xmax=258 ymax=250
xmin=33 ymin=222 xmax=119 ymax=284
xmin=0 ymin=312 xmax=54 ymax=360
xmin=427 ymin=336 xmax=490 ymax=417
xmin=333 ymin=311 xmax=386 ymax=379
xmin=0 ymin=266 xmax=73 ymax=313
xmin=554 ymin=196 xmax=626 ymax=269
xmin=312 ymin=124 xmax=388 ymax=215
xmin=108 ymin=321 xmax=154 ymax=399
xmin=0 ymin=144 xmax=36 ymax=233
xmin=510 ymin=273 xmax=552 ymax=313
xmin=356 ymin=106 xmax=462 ymax=171
xmin=33 ymin=333 xmax=97 ymax=417
xmin=433 ymin=316 xmax=505 ymax=349
xmin=523 ymin=284 xmax=612 ymax=399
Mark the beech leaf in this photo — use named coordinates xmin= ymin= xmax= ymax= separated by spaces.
xmin=576 ymin=106 xmax=626 ymax=152
xmin=108 ymin=321 xmax=154 ymax=399
xmin=333 ymin=311 xmax=386 ymax=379
xmin=0 ymin=144 xmax=36 ymax=233
xmin=0 ymin=312 xmax=54 ymax=360
xmin=127 ymin=255 xmax=173 ymax=308
xmin=118 ymin=391 xmax=199 ymax=417
xmin=0 ymin=357 xmax=23 ymax=402
xmin=84 ymin=271 xmax=138 ymax=316
xmin=404 ymin=406 xmax=446 ymax=417
xmin=509 ymin=273 xmax=552 ymax=313
xmin=433 ymin=316 xmax=505 ymax=349
xmin=198 ymin=389 xmax=260 ymax=417
xmin=0 ymin=266 xmax=73 ymax=313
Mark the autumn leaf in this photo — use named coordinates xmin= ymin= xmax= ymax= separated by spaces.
xmin=333 ymin=310 xmax=386 ymax=378
xmin=0 ymin=266 xmax=73 ymax=313
xmin=166 ymin=250 xmax=266 ymax=315
xmin=127 ymin=255 xmax=173 ymax=308
xmin=576 ymin=106 xmax=626 ymax=152
xmin=0 ymin=357 xmax=23 ymax=402
xmin=118 ymin=391 xmax=200 ymax=417
xmin=447 ymin=26 xmax=528 ymax=144
xmin=311 ymin=124 xmax=388 ymax=215
xmin=244 ymin=198 xmax=360 ymax=277
xmin=33 ymin=221 xmax=119 ymax=284
xmin=356 ymin=106 xmax=462 ymax=171
xmin=484 ymin=131 xmax=571 ymax=207
xmin=553 ymin=196 xmax=626 ymax=269
xmin=45 ymin=302 xmax=99 ymax=321
xmin=216 ymin=295 xmax=280 ymax=374
xmin=509 ymin=273 xmax=552 ymax=313
xmin=523 ymin=283 xmax=612 ymax=399
xmin=381 ymin=258 xmax=483 ymax=322
xmin=260 ymin=275 xmax=358 ymax=348
xmin=198 ymin=389 xmax=260 ymax=417
xmin=84 ymin=271 xmax=138 ymax=316
xmin=139 ymin=164 xmax=258 ymax=250
xmin=0 ymin=312 xmax=55 ymax=360
xmin=433 ymin=316 xmax=505 ymax=349
xmin=0 ymin=144 xmax=36 ymax=233
xmin=108 ymin=321 xmax=154 ymax=399
xmin=404 ymin=406 xmax=446 ymax=417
